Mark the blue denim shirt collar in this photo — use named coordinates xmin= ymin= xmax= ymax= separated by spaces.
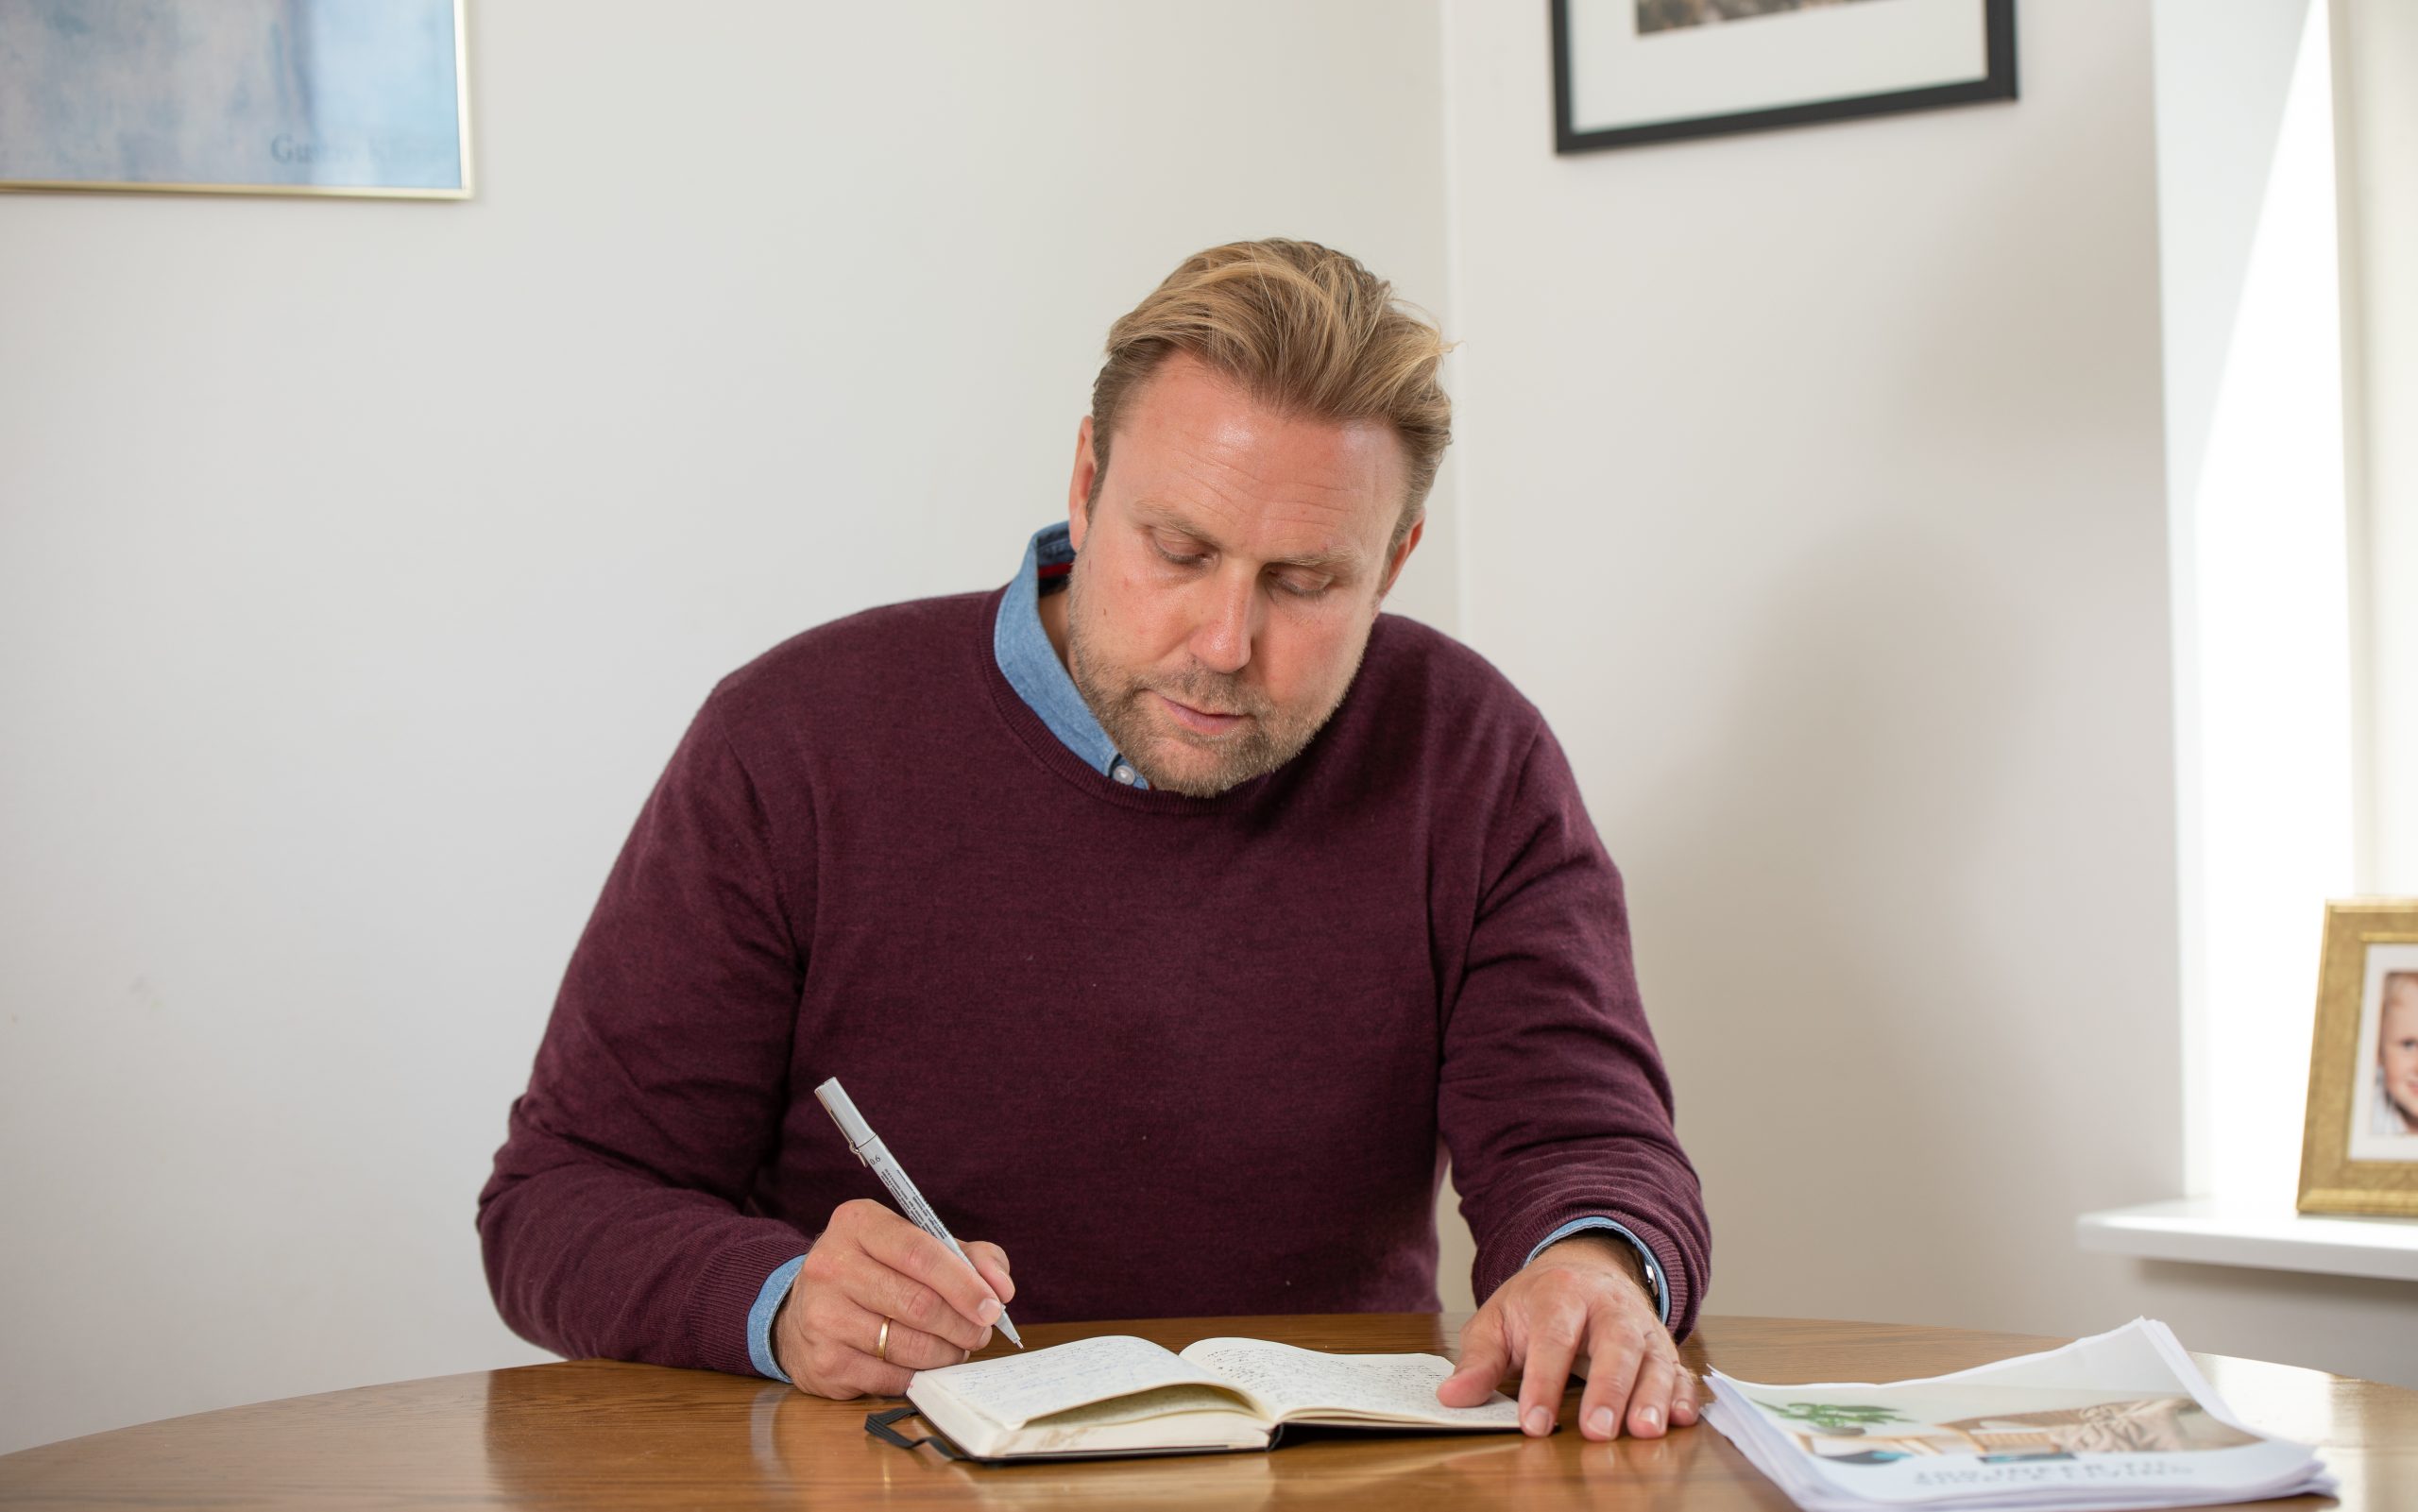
xmin=993 ymin=522 xmax=1148 ymax=789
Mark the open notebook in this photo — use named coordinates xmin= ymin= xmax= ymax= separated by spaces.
xmin=894 ymin=1334 xmax=1523 ymax=1461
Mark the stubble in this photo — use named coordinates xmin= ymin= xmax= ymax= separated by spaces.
xmin=1060 ymin=574 xmax=1361 ymax=798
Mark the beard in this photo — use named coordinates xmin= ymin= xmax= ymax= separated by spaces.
xmin=1061 ymin=575 xmax=1361 ymax=799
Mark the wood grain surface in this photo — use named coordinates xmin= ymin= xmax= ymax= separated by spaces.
xmin=2 ymin=1314 xmax=2408 ymax=1509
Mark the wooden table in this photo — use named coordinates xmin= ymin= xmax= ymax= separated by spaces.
xmin=3 ymin=1314 xmax=2410 ymax=1508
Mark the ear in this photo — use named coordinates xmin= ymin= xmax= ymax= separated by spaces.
xmin=1374 ymin=518 xmax=1424 ymax=608
xmin=1066 ymin=416 xmax=1098 ymax=552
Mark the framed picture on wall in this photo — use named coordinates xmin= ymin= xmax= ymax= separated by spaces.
xmin=1552 ymin=0 xmax=2018 ymax=154
xmin=2297 ymin=899 xmax=2418 ymax=1217
xmin=0 ymin=0 xmax=472 ymax=198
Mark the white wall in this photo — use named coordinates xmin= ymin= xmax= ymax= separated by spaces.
xmin=1441 ymin=0 xmax=2418 ymax=1388
xmin=0 ymin=1 xmax=1452 ymax=1455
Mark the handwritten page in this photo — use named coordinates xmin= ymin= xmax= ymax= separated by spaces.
xmin=917 ymin=1334 xmax=1245 ymax=1428
xmin=1181 ymin=1338 xmax=1522 ymax=1427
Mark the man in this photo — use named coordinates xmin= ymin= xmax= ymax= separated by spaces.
xmin=480 ymin=239 xmax=1710 ymax=1443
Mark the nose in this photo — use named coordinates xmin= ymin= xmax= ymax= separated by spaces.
xmin=1188 ymin=568 xmax=1258 ymax=676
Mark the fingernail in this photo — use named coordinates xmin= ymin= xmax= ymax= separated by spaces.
xmin=977 ymin=1299 xmax=1002 ymax=1324
xmin=1525 ymin=1406 xmax=1551 ymax=1436
xmin=1588 ymin=1406 xmax=1614 ymax=1437
xmin=1641 ymin=1404 xmax=1661 ymax=1430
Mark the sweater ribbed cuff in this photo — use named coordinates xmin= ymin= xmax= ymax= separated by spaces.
xmin=686 ymin=1228 xmax=822 ymax=1379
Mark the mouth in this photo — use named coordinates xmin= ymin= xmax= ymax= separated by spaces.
xmin=1153 ymin=690 xmax=1249 ymax=737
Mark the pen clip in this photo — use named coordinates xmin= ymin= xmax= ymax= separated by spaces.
xmin=813 ymin=1076 xmax=879 ymax=1159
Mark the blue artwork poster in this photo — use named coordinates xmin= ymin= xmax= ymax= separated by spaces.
xmin=0 ymin=0 xmax=468 ymax=195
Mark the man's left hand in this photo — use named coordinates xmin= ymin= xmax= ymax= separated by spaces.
xmin=1435 ymin=1233 xmax=1698 ymax=1441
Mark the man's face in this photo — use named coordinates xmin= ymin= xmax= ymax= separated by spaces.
xmin=1060 ymin=353 xmax=1421 ymax=798
xmin=2382 ymin=982 xmax=2418 ymax=1123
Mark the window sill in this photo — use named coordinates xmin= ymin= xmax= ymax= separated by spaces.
xmin=2075 ymin=1198 xmax=2418 ymax=1282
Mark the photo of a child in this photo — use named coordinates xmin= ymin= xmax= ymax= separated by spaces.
xmin=2369 ymin=971 xmax=2418 ymax=1139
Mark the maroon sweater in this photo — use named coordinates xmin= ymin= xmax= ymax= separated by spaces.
xmin=479 ymin=588 xmax=1708 ymax=1378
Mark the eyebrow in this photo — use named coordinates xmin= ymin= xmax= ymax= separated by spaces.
xmin=1132 ymin=501 xmax=1365 ymax=576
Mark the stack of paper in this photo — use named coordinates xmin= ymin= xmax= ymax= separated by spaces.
xmin=1702 ymin=1318 xmax=2333 ymax=1512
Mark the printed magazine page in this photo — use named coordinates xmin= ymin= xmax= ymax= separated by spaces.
xmin=1703 ymin=1319 xmax=2332 ymax=1511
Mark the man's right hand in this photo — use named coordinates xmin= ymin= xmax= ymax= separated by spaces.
xmin=772 ymin=1198 xmax=1016 ymax=1398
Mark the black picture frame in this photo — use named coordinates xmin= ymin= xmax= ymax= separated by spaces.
xmin=1552 ymin=0 xmax=2017 ymax=154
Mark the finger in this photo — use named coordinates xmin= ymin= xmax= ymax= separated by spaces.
xmin=860 ymin=1302 xmax=971 ymax=1374
xmin=1517 ymin=1297 xmax=1588 ymax=1437
xmin=836 ymin=1248 xmax=991 ymax=1351
xmin=831 ymin=1297 xmax=972 ymax=1384
xmin=843 ymin=1354 xmax=917 ymax=1399
xmin=824 ymin=1203 xmax=999 ymax=1337
xmin=1576 ymin=1312 xmax=1648 ymax=1441
xmin=1438 ymin=1307 xmax=1510 ymax=1407
xmin=963 ymin=1241 xmax=1016 ymax=1306
xmin=856 ymin=1208 xmax=1005 ymax=1329
xmin=1671 ymin=1368 xmax=1702 ymax=1426
xmin=1624 ymin=1351 xmax=1678 ymax=1439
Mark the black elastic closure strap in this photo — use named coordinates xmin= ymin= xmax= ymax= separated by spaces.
xmin=865 ymin=1405 xmax=968 ymax=1460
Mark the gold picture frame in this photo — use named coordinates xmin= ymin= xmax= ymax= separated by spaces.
xmin=2296 ymin=899 xmax=2418 ymax=1216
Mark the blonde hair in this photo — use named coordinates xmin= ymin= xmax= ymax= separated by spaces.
xmin=1089 ymin=239 xmax=1453 ymax=545
xmin=2384 ymin=972 xmax=2418 ymax=1028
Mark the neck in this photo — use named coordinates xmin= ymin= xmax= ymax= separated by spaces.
xmin=1038 ymin=586 xmax=1072 ymax=669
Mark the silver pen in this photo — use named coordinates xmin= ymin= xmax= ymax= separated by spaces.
xmin=812 ymin=1077 xmax=1023 ymax=1349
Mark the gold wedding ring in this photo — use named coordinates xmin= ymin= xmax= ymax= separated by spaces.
xmin=877 ymin=1317 xmax=892 ymax=1364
